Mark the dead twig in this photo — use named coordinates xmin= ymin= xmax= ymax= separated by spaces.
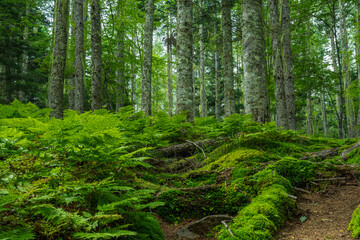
xmin=185 ymin=140 xmax=207 ymax=159
xmin=313 ymin=177 xmax=346 ymax=181
xmin=293 ymin=187 xmax=311 ymax=194
xmin=221 ymin=221 xmax=234 ymax=236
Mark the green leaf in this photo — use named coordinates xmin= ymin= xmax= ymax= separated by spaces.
xmin=300 ymin=216 xmax=307 ymax=223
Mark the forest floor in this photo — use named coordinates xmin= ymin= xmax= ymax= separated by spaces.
xmin=277 ymin=174 xmax=360 ymax=240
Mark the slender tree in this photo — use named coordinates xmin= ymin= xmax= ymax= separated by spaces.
xmin=222 ymin=0 xmax=234 ymax=117
xmin=49 ymin=0 xmax=70 ymax=118
xmin=357 ymin=0 xmax=360 ymax=136
xmin=242 ymin=0 xmax=268 ymax=123
xmin=270 ymin=0 xmax=288 ymax=129
xmin=176 ymin=0 xmax=194 ymax=122
xmin=141 ymin=0 xmax=155 ymax=116
xmin=90 ymin=0 xmax=102 ymax=110
xmin=167 ymin=10 xmax=173 ymax=117
xmin=282 ymin=0 xmax=296 ymax=130
xmin=74 ymin=0 xmax=85 ymax=113
xmin=116 ymin=1 xmax=126 ymax=111
xmin=214 ymin=13 xmax=221 ymax=119
xmin=199 ymin=0 xmax=207 ymax=117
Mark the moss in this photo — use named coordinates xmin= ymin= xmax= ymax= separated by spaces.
xmin=218 ymin=185 xmax=296 ymax=240
xmin=349 ymin=205 xmax=360 ymax=238
xmin=270 ymin=157 xmax=317 ymax=187
xmin=156 ymin=185 xmax=249 ymax=222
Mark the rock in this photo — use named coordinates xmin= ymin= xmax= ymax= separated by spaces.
xmin=177 ymin=214 xmax=232 ymax=239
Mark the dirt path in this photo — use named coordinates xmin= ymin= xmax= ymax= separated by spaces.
xmin=277 ymin=182 xmax=360 ymax=240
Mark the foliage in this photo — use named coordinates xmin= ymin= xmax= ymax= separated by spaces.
xmin=349 ymin=205 xmax=360 ymax=238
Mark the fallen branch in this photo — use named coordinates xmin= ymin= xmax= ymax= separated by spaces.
xmin=313 ymin=177 xmax=346 ymax=182
xmin=293 ymin=187 xmax=310 ymax=194
xmin=301 ymin=148 xmax=340 ymax=160
xmin=286 ymin=193 xmax=298 ymax=200
xmin=185 ymin=140 xmax=207 ymax=159
xmin=221 ymin=221 xmax=234 ymax=236
xmin=340 ymin=141 xmax=360 ymax=160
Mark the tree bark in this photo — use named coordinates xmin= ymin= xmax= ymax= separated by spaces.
xmin=270 ymin=0 xmax=288 ymax=129
xmin=49 ymin=0 xmax=70 ymax=118
xmin=222 ymin=0 xmax=234 ymax=117
xmin=340 ymin=0 xmax=354 ymax=137
xmin=306 ymin=90 xmax=313 ymax=135
xmin=357 ymin=0 xmax=360 ymax=137
xmin=116 ymin=1 xmax=126 ymax=112
xmin=74 ymin=0 xmax=85 ymax=113
xmin=176 ymin=0 xmax=194 ymax=122
xmin=242 ymin=0 xmax=268 ymax=123
xmin=215 ymin=20 xmax=221 ymax=119
xmin=199 ymin=0 xmax=207 ymax=117
xmin=321 ymin=90 xmax=328 ymax=137
xmin=90 ymin=0 xmax=102 ymax=110
xmin=167 ymin=11 xmax=173 ymax=117
xmin=141 ymin=0 xmax=155 ymax=116
xmin=282 ymin=0 xmax=296 ymax=130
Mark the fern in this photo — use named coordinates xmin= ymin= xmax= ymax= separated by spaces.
xmin=0 ymin=227 xmax=36 ymax=240
xmin=73 ymin=230 xmax=137 ymax=239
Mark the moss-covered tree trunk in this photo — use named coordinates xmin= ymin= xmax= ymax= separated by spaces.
xmin=90 ymin=0 xmax=102 ymax=110
xmin=340 ymin=0 xmax=354 ymax=137
xmin=270 ymin=0 xmax=288 ymax=129
xmin=222 ymin=0 xmax=234 ymax=117
xmin=321 ymin=90 xmax=328 ymax=137
xmin=242 ymin=0 xmax=268 ymax=123
xmin=199 ymin=0 xmax=207 ymax=117
xmin=74 ymin=0 xmax=85 ymax=113
xmin=141 ymin=0 xmax=155 ymax=116
xmin=282 ymin=0 xmax=296 ymax=130
xmin=357 ymin=0 xmax=360 ymax=137
xmin=49 ymin=0 xmax=69 ymax=118
xmin=176 ymin=0 xmax=194 ymax=122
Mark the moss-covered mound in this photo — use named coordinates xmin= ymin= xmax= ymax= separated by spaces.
xmin=349 ymin=206 xmax=360 ymax=238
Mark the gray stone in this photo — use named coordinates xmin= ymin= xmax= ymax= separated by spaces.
xmin=177 ymin=214 xmax=232 ymax=239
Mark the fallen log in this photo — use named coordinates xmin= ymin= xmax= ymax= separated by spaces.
xmin=301 ymin=147 xmax=340 ymax=160
xmin=340 ymin=141 xmax=360 ymax=160
xmin=157 ymin=139 xmax=222 ymax=158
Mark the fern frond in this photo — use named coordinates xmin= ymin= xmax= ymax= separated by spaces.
xmin=0 ymin=227 xmax=36 ymax=240
xmin=73 ymin=230 xmax=136 ymax=239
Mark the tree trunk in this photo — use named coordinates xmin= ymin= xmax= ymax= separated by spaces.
xmin=131 ymin=34 xmax=137 ymax=111
xmin=116 ymin=2 xmax=126 ymax=112
xmin=321 ymin=90 xmax=328 ymax=137
xmin=167 ymin=11 xmax=173 ymax=117
xmin=282 ymin=0 xmax=296 ymax=130
xmin=270 ymin=0 xmax=288 ymax=129
xmin=329 ymin=24 xmax=344 ymax=138
xmin=222 ymin=0 xmax=234 ymax=117
xmin=74 ymin=0 xmax=85 ymax=113
xmin=90 ymin=0 xmax=102 ymax=110
xmin=68 ymin=0 xmax=75 ymax=110
xmin=357 ymin=0 xmax=360 ymax=137
xmin=242 ymin=0 xmax=268 ymax=123
xmin=306 ymin=91 xmax=313 ymax=135
xmin=49 ymin=0 xmax=70 ymax=118
xmin=141 ymin=0 xmax=155 ymax=116
xmin=340 ymin=0 xmax=354 ymax=137
xmin=214 ymin=20 xmax=221 ymax=119
xmin=176 ymin=0 xmax=194 ymax=122
xmin=199 ymin=0 xmax=207 ymax=117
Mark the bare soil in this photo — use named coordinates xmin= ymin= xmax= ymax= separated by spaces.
xmin=277 ymin=182 xmax=360 ymax=240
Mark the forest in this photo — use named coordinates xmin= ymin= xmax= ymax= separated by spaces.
xmin=2 ymin=0 xmax=360 ymax=239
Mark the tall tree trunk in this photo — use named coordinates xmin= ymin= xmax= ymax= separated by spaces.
xmin=116 ymin=2 xmax=125 ymax=111
xmin=167 ymin=11 xmax=173 ymax=117
xmin=49 ymin=0 xmax=70 ymax=118
xmin=306 ymin=91 xmax=313 ymax=135
xmin=329 ymin=24 xmax=344 ymax=138
xmin=270 ymin=0 xmax=288 ymax=129
xmin=321 ymin=90 xmax=328 ymax=137
xmin=131 ymin=34 xmax=137 ymax=111
xmin=176 ymin=0 xmax=194 ymax=122
xmin=242 ymin=0 xmax=268 ymax=123
xmin=340 ymin=0 xmax=354 ymax=137
xmin=357 ymin=0 xmax=360 ymax=137
xmin=68 ymin=0 xmax=75 ymax=110
xmin=90 ymin=0 xmax=102 ymax=110
xmin=214 ymin=20 xmax=221 ymax=119
xmin=199 ymin=0 xmax=207 ymax=117
xmin=222 ymin=0 xmax=234 ymax=117
xmin=282 ymin=0 xmax=296 ymax=130
xmin=74 ymin=0 xmax=85 ymax=113
xmin=141 ymin=0 xmax=155 ymax=116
